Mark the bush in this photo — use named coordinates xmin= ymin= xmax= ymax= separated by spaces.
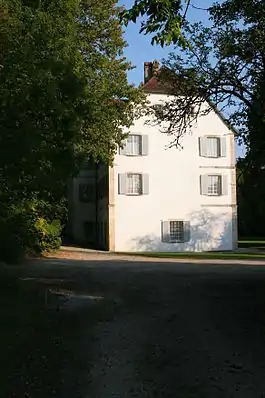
xmin=0 ymin=198 xmax=63 ymax=264
xmin=32 ymin=218 xmax=62 ymax=254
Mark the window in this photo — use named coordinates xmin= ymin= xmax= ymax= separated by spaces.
xmin=200 ymin=174 xmax=228 ymax=196
xmin=207 ymin=137 xmax=220 ymax=158
xmin=127 ymin=173 xmax=142 ymax=195
xmin=79 ymin=184 xmax=95 ymax=202
xmin=118 ymin=173 xmax=149 ymax=195
xmin=207 ymin=175 xmax=221 ymax=196
xmin=127 ymin=135 xmax=141 ymax=155
xmin=169 ymin=221 xmax=184 ymax=242
xmin=120 ymin=134 xmax=148 ymax=156
xmin=161 ymin=220 xmax=190 ymax=243
xmin=199 ymin=136 xmax=226 ymax=158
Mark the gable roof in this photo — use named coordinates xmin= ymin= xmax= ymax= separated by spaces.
xmin=142 ymin=65 xmax=238 ymax=136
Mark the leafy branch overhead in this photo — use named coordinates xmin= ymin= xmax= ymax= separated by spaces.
xmin=120 ymin=0 xmax=191 ymax=48
xmin=144 ymin=0 xmax=265 ymax=150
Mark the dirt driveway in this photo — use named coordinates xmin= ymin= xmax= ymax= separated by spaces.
xmin=1 ymin=254 xmax=265 ymax=397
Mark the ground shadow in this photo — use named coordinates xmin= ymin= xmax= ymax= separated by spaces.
xmin=1 ymin=257 xmax=265 ymax=397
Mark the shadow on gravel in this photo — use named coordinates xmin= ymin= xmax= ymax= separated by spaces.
xmin=1 ymin=257 xmax=265 ymax=397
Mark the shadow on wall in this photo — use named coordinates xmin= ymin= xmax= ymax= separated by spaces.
xmin=132 ymin=209 xmax=233 ymax=252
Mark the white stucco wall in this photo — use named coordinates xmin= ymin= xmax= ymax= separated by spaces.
xmin=113 ymin=93 xmax=236 ymax=252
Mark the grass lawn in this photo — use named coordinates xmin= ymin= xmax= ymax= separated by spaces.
xmin=120 ymin=251 xmax=265 ymax=260
xmin=125 ymin=238 xmax=265 ymax=260
xmin=238 ymin=239 xmax=265 ymax=248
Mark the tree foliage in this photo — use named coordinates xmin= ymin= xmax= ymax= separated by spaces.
xmin=0 ymin=0 xmax=144 ymax=261
xmin=144 ymin=0 xmax=265 ymax=149
xmin=120 ymin=0 xmax=191 ymax=48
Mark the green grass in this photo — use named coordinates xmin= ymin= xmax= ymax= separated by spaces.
xmin=117 ymin=238 xmax=265 ymax=260
xmin=119 ymin=251 xmax=265 ymax=260
xmin=238 ymin=239 xmax=265 ymax=248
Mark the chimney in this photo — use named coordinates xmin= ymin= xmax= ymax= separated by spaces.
xmin=144 ymin=62 xmax=153 ymax=83
xmin=144 ymin=60 xmax=160 ymax=83
xmin=153 ymin=60 xmax=159 ymax=76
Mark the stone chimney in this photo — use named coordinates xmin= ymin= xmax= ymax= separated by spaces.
xmin=153 ymin=60 xmax=159 ymax=76
xmin=144 ymin=60 xmax=160 ymax=83
xmin=144 ymin=62 xmax=153 ymax=83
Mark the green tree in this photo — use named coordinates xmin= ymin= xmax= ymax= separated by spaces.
xmin=142 ymin=0 xmax=265 ymax=149
xmin=0 ymin=0 xmax=144 ymax=261
xmin=121 ymin=0 xmax=192 ymax=48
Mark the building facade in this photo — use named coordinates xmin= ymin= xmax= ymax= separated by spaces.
xmin=67 ymin=62 xmax=237 ymax=252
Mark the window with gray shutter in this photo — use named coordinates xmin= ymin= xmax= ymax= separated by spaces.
xmin=119 ymin=134 xmax=148 ymax=156
xmin=118 ymin=173 xmax=149 ymax=195
xmin=220 ymin=137 xmax=227 ymax=157
xmin=183 ymin=221 xmax=191 ymax=242
xmin=141 ymin=135 xmax=149 ymax=155
xmin=118 ymin=173 xmax=127 ymax=195
xmin=200 ymin=174 xmax=228 ymax=196
xmin=142 ymin=174 xmax=149 ymax=194
xmin=207 ymin=175 xmax=221 ymax=195
xmin=120 ymin=134 xmax=141 ymax=156
xmin=221 ymin=174 xmax=228 ymax=195
xmin=200 ymin=175 xmax=209 ymax=195
xmin=198 ymin=137 xmax=208 ymax=157
xmin=119 ymin=144 xmax=127 ymax=156
xmin=199 ymin=136 xmax=227 ymax=158
xmin=127 ymin=135 xmax=141 ymax=155
xmin=161 ymin=221 xmax=170 ymax=243
xmin=127 ymin=173 xmax=142 ymax=195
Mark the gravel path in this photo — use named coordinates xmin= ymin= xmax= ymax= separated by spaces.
xmin=2 ymin=254 xmax=265 ymax=397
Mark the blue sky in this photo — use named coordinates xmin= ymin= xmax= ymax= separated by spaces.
xmin=120 ymin=0 xmax=213 ymax=85
xmin=120 ymin=0 xmax=244 ymax=158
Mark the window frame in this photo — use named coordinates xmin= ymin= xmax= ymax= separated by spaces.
xmin=206 ymin=136 xmax=221 ymax=158
xmin=126 ymin=172 xmax=143 ymax=196
xmin=199 ymin=135 xmax=224 ymax=158
xmin=123 ymin=134 xmax=142 ymax=156
xmin=79 ymin=183 xmax=95 ymax=203
xmin=206 ymin=174 xmax=222 ymax=196
xmin=169 ymin=220 xmax=185 ymax=243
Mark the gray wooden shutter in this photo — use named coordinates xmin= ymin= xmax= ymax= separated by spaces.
xmin=220 ymin=137 xmax=227 ymax=157
xmin=161 ymin=221 xmax=170 ymax=243
xmin=221 ymin=174 xmax=228 ymax=195
xmin=142 ymin=174 xmax=149 ymax=195
xmin=198 ymin=137 xmax=202 ymax=156
xmin=119 ymin=143 xmax=127 ymax=155
xmin=199 ymin=136 xmax=208 ymax=157
xmin=183 ymin=221 xmax=191 ymax=242
xmin=118 ymin=173 xmax=127 ymax=195
xmin=200 ymin=175 xmax=209 ymax=195
xmin=141 ymin=135 xmax=149 ymax=156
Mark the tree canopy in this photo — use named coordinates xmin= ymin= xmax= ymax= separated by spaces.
xmin=0 ymin=0 xmax=144 ymax=261
xmin=121 ymin=0 xmax=192 ymax=48
xmin=141 ymin=0 xmax=265 ymax=150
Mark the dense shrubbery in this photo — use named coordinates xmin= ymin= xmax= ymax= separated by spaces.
xmin=0 ymin=199 xmax=63 ymax=264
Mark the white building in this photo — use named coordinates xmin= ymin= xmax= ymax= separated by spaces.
xmin=66 ymin=61 xmax=237 ymax=252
